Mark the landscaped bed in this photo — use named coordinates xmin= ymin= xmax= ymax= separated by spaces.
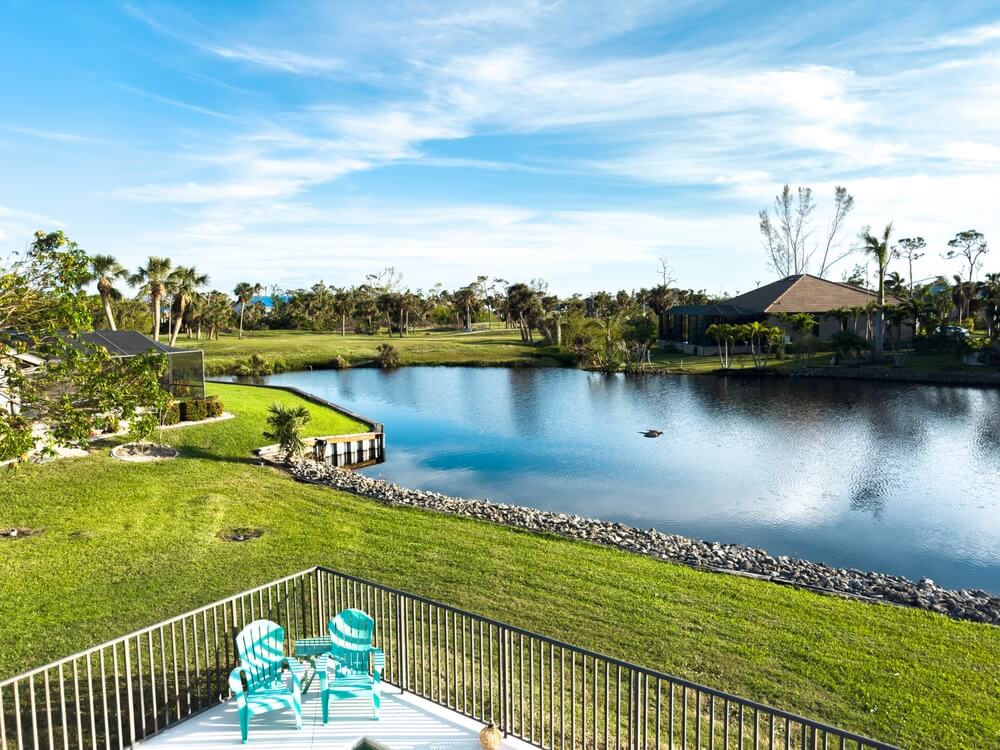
xmin=0 ymin=382 xmax=997 ymax=748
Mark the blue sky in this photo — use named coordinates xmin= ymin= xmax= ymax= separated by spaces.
xmin=2 ymin=1 xmax=999 ymax=296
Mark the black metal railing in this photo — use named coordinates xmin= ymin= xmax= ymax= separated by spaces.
xmin=1 ymin=566 xmax=900 ymax=750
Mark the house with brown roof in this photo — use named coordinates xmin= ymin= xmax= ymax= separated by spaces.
xmin=663 ymin=274 xmax=902 ymax=351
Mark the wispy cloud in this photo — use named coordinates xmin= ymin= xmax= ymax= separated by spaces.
xmin=207 ymin=46 xmax=343 ymax=75
xmin=116 ymin=83 xmax=235 ymax=120
xmin=0 ymin=124 xmax=106 ymax=144
xmin=931 ymin=22 xmax=1000 ymax=49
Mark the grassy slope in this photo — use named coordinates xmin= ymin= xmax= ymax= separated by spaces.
xmin=1 ymin=383 xmax=998 ymax=748
xmin=189 ymin=328 xmax=565 ymax=374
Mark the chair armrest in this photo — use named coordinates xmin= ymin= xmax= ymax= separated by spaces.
xmin=370 ymin=648 xmax=385 ymax=677
xmin=316 ymin=653 xmax=347 ymax=690
xmin=285 ymin=658 xmax=308 ymax=691
xmin=228 ymin=668 xmax=248 ymax=708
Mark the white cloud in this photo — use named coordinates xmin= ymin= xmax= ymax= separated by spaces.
xmin=116 ymin=84 xmax=234 ymax=120
xmin=0 ymin=125 xmax=105 ymax=144
xmin=931 ymin=22 xmax=1000 ymax=49
xmin=208 ymin=46 xmax=343 ymax=75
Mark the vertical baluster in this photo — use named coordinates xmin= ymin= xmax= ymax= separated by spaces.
xmin=158 ymin=629 xmax=168 ymax=728
xmin=588 ymin=657 xmax=594 ymax=750
xmin=95 ymin=654 xmax=109 ymax=750
xmin=43 ymin=669 xmax=54 ymax=750
xmin=681 ymin=686 xmax=687 ymax=750
xmin=145 ymin=633 xmax=157 ymax=733
xmin=57 ymin=664 xmax=69 ymax=750
xmin=110 ymin=646 xmax=123 ymax=750
xmin=696 ymin=691 xmax=701 ymax=750
xmin=121 ymin=643 xmax=134 ymax=748
xmin=488 ymin=625 xmax=495 ymax=726
xmin=14 ymin=680 xmax=24 ymax=750
xmin=549 ymin=642 xmax=554 ymax=750
xmin=559 ymin=649 xmax=566 ymax=750
xmin=655 ymin=678 xmax=661 ymax=750
xmin=84 ymin=656 xmax=97 ymax=750
xmin=529 ymin=639 xmax=535 ymax=743
xmin=724 ymin=700 xmax=731 ymax=750
xmin=669 ymin=681 xmax=675 ymax=750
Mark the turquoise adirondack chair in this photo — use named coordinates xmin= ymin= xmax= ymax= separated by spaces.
xmin=318 ymin=609 xmax=384 ymax=723
xmin=228 ymin=619 xmax=306 ymax=743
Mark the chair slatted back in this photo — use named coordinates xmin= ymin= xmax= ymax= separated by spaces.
xmin=328 ymin=609 xmax=374 ymax=673
xmin=235 ymin=619 xmax=286 ymax=688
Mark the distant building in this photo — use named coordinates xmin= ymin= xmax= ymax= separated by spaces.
xmin=663 ymin=274 xmax=903 ymax=351
xmin=233 ymin=294 xmax=290 ymax=316
xmin=0 ymin=348 xmax=44 ymax=415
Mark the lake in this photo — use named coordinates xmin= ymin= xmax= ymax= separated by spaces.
xmin=230 ymin=367 xmax=1000 ymax=593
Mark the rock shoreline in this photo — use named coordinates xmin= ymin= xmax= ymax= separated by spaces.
xmin=292 ymin=459 xmax=1000 ymax=626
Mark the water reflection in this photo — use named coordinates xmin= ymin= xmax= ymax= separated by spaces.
xmin=229 ymin=368 xmax=1000 ymax=592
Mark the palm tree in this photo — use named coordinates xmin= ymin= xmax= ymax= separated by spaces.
xmin=233 ymin=282 xmax=262 ymax=340
xmin=263 ymin=403 xmax=312 ymax=464
xmin=860 ymin=223 xmax=894 ymax=361
xmin=167 ymin=266 xmax=209 ymax=346
xmin=983 ymin=273 xmax=1000 ymax=340
xmin=86 ymin=254 xmax=129 ymax=330
xmin=131 ymin=257 xmax=173 ymax=341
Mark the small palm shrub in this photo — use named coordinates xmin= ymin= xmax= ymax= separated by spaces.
xmin=235 ymin=352 xmax=287 ymax=376
xmin=263 ymin=403 xmax=312 ymax=464
xmin=375 ymin=344 xmax=401 ymax=368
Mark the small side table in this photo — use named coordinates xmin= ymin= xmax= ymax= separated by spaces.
xmin=293 ymin=636 xmax=332 ymax=692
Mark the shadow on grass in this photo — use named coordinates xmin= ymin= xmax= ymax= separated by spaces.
xmin=177 ymin=446 xmax=261 ymax=466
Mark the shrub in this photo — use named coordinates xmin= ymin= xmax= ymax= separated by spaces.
xmin=332 ymin=355 xmax=351 ymax=369
xmin=234 ymin=352 xmax=287 ymax=376
xmin=375 ymin=343 xmax=401 ymax=368
xmin=181 ymin=399 xmax=208 ymax=422
xmin=205 ymin=397 xmax=224 ymax=418
xmin=161 ymin=402 xmax=180 ymax=426
xmin=263 ymin=403 xmax=312 ymax=464
xmin=128 ymin=411 xmax=159 ymax=444
xmin=93 ymin=413 xmax=121 ymax=434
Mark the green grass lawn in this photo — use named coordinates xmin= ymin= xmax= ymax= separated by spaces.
xmin=1 ymin=383 xmax=998 ymax=748
xmin=187 ymin=328 xmax=566 ymax=374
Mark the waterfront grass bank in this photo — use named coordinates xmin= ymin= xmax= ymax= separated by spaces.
xmin=1 ymin=383 xmax=997 ymax=748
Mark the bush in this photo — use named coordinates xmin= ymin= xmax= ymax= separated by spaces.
xmin=332 ymin=355 xmax=351 ymax=370
xmin=93 ymin=413 xmax=121 ymax=434
xmin=161 ymin=402 xmax=180 ymax=426
xmin=234 ymin=352 xmax=287 ymax=376
xmin=181 ymin=399 xmax=208 ymax=422
xmin=375 ymin=343 xmax=401 ymax=368
xmin=205 ymin=397 xmax=224 ymax=418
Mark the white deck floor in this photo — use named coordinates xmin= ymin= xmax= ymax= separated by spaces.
xmin=142 ymin=684 xmax=528 ymax=750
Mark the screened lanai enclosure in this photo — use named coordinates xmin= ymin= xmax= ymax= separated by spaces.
xmin=80 ymin=330 xmax=205 ymax=398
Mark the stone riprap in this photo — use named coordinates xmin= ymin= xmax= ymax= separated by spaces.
xmin=292 ymin=459 xmax=1000 ymax=626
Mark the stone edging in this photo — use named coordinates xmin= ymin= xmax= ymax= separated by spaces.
xmin=291 ymin=459 xmax=1000 ymax=627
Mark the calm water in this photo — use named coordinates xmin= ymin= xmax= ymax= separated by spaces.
xmin=234 ymin=368 xmax=1000 ymax=592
